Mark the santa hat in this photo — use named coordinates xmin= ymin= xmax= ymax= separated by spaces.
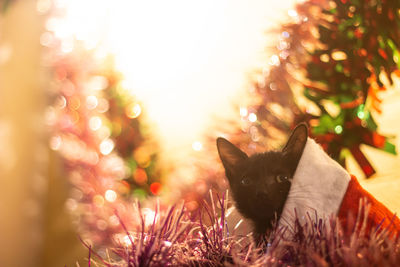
xmin=227 ymin=138 xmax=400 ymax=238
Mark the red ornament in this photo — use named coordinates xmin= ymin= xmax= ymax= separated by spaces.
xmin=354 ymin=28 xmax=363 ymax=39
xmin=388 ymin=9 xmax=394 ymax=21
xmin=349 ymin=145 xmax=376 ymax=178
xmin=372 ymin=132 xmax=386 ymax=148
xmin=150 ymin=182 xmax=162 ymax=195
xmin=378 ymin=48 xmax=388 ymax=60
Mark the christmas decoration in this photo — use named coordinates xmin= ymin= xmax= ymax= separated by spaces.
xmin=226 ymin=135 xmax=400 ymax=241
xmin=39 ymin=0 xmax=400 ymax=263
xmin=231 ymin=0 xmax=399 ymax=178
xmin=82 ymin=193 xmax=400 ymax=267
xmin=44 ymin=10 xmax=164 ymax=245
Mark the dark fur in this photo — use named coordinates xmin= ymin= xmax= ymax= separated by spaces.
xmin=216 ymin=124 xmax=308 ymax=244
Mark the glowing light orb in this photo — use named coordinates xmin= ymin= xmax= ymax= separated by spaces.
xmin=248 ymin=113 xmax=258 ymax=122
xmin=125 ymin=103 xmax=142 ymax=119
xmin=105 ymin=189 xmax=117 ymax=202
xmin=334 ymin=125 xmax=343 ymax=134
xmin=99 ymin=139 xmax=114 ymax=155
xmin=89 ymin=116 xmax=102 ymax=131
xmin=86 ymin=95 xmax=98 ymax=110
xmin=192 ymin=141 xmax=203 ymax=151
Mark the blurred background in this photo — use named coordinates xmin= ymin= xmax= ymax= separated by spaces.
xmin=1 ymin=0 xmax=400 ymax=266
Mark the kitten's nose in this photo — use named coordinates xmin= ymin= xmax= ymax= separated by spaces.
xmin=256 ymin=191 xmax=269 ymax=202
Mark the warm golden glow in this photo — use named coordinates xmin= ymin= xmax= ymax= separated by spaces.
xmin=54 ymin=0 xmax=297 ymax=160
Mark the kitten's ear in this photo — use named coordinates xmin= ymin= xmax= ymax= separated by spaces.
xmin=282 ymin=123 xmax=308 ymax=173
xmin=217 ymin=137 xmax=248 ymax=174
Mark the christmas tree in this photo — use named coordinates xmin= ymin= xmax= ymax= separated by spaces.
xmin=233 ymin=0 xmax=398 ymax=178
xmin=47 ymin=40 xmax=163 ymax=245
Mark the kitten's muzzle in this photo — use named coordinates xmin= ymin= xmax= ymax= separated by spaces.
xmin=255 ymin=191 xmax=270 ymax=202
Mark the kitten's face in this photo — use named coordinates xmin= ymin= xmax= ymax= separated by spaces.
xmin=228 ymin=152 xmax=293 ymax=224
xmin=217 ymin=124 xmax=308 ymax=232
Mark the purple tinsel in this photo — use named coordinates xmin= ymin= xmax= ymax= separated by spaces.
xmin=80 ymin=193 xmax=400 ymax=266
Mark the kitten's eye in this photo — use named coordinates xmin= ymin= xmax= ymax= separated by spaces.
xmin=276 ymin=174 xmax=288 ymax=183
xmin=241 ymin=177 xmax=252 ymax=186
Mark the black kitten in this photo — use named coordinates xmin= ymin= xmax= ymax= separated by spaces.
xmin=216 ymin=124 xmax=308 ymax=244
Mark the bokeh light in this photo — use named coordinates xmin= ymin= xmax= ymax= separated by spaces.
xmin=248 ymin=113 xmax=258 ymax=122
xmin=192 ymin=141 xmax=203 ymax=151
xmin=125 ymin=103 xmax=141 ymax=119
xmin=104 ymin=189 xmax=117 ymax=202
xmin=99 ymin=139 xmax=114 ymax=155
xmin=150 ymin=182 xmax=162 ymax=195
xmin=52 ymin=0 xmax=297 ymax=162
